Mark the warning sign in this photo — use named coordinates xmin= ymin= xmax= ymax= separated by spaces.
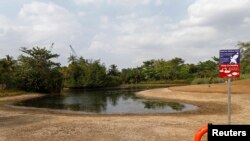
xmin=219 ymin=49 xmax=240 ymax=78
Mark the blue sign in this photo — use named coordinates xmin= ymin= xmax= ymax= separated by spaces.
xmin=220 ymin=49 xmax=240 ymax=64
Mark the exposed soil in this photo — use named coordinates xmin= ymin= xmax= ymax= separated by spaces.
xmin=0 ymin=79 xmax=250 ymax=141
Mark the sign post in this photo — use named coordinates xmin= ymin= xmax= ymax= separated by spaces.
xmin=227 ymin=77 xmax=231 ymax=124
xmin=194 ymin=50 xmax=248 ymax=141
xmin=219 ymin=49 xmax=240 ymax=124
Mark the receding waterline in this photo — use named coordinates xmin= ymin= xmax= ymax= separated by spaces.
xmin=14 ymin=88 xmax=197 ymax=114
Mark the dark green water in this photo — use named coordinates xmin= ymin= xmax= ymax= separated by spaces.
xmin=15 ymin=88 xmax=197 ymax=114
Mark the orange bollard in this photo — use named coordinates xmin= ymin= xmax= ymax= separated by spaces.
xmin=194 ymin=125 xmax=208 ymax=141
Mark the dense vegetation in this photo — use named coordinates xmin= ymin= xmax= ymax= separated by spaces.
xmin=62 ymin=56 xmax=122 ymax=88
xmin=0 ymin=47 xmax=63 ymax=93
xmin=0 ymin=41 xmax=250 ymax=94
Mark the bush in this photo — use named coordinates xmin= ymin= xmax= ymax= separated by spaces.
xmin=239 ymin=73 xmax=250 ymax=80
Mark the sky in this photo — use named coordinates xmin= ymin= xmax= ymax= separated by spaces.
xmin=0 ymin=0 xmax=250 ymax=69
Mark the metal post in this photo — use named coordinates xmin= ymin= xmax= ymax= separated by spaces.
xmin=228 ymin=78 xmax=231 ymax=124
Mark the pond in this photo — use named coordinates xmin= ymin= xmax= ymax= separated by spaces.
xmin=15 ymin=88 xmax=197 ymax=114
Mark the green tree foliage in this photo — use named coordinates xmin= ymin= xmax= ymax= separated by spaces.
xmin=154 ymin=59 xmax=171 ymax=80
xmin=121 ymin=68 xmax=133 ymax=84
xmin=238 ymin=41 xmax=250 ymax=74
xmin=121 ymin=67 xmax=144 ymax=84
xmin=120 ymin=57 xmax=221 ymax=84
xmin=107 ymin=64 xmax=122 ymax=86
xmin=17 ymin=47 xmax=63 ymax=93
xmin=0 ymin=55 xmax=17 ymax=89
xmin=108 ymin=64 xmax=120 ymax=76
xmin=140 ymin=58 xmax=187 ymax=81
xmin=65 ymin=56 xmax=86 ymax=87
xmin=167 ymin=57 xmax=185 ymax=80
xmin=195 ymin=60 xmax=218 ymax=78
xmin=64 ymin=56 xmax=122 ymax=88
xmin=85 ymin=60 xmax=107 ymax=87
xmin=1 ymin=41 xmax=250 ymax=92
xmin=141 ymin=60 xmax=156 ymax=81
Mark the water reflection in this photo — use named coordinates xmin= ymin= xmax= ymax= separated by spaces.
xmin=143 ymin=101 xmax=185 ymax=111
xmin=15 ymin=88 xmax=197 ymax=114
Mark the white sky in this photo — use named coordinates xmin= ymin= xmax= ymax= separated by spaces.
xmin=0 ymin=0 xmax=250 ymax=69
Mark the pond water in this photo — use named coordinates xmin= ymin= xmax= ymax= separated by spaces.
xmin=15 ymin=88 xmax=197 ymax=114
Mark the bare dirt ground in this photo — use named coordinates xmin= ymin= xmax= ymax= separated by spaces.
xmin=0 ymin=79 xmax=250 ymax=141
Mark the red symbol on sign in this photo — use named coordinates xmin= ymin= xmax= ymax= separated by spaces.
xmin=219 ymin=64 xmax=240 ymax=78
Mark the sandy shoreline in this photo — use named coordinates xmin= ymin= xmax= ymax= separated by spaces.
xmin=0 ymin=80 xmax=250 ymax=141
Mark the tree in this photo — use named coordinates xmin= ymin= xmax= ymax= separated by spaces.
xmin=178 ymin=64 xmax=190 ymax=80
xmin=154 ymin=59 xmax=171 ymax=80
xmin=238 ymin=41 xmax=250 ymax=74
xmin=141 ymin=60 xmax=156 ymax=81
xmin=120 ymin=68 xmax=143 ymax=84
xmin=64 ymin=57 xmax=122 ymax=88
xmin=65 ymin=55 xmax=85 ymax=87
xmin=107 ymin=64 xmax=122 ymax=86
xmin=195 ymin=60 xmax=217 ymax=78
xmin=121 ymin=68 xmax=132 ymax=84
xmin=108 ymin=64 xmax=120 ymax=76
xmin=0 ymin=55 xmax=17 ymax=89
xmin=17 ymin=47 xmax=63 ymax=93
xmin=84 ymin=60 xmax=107 ymax=87
xmin=168 ymin=58 xmax=185 ymax=80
